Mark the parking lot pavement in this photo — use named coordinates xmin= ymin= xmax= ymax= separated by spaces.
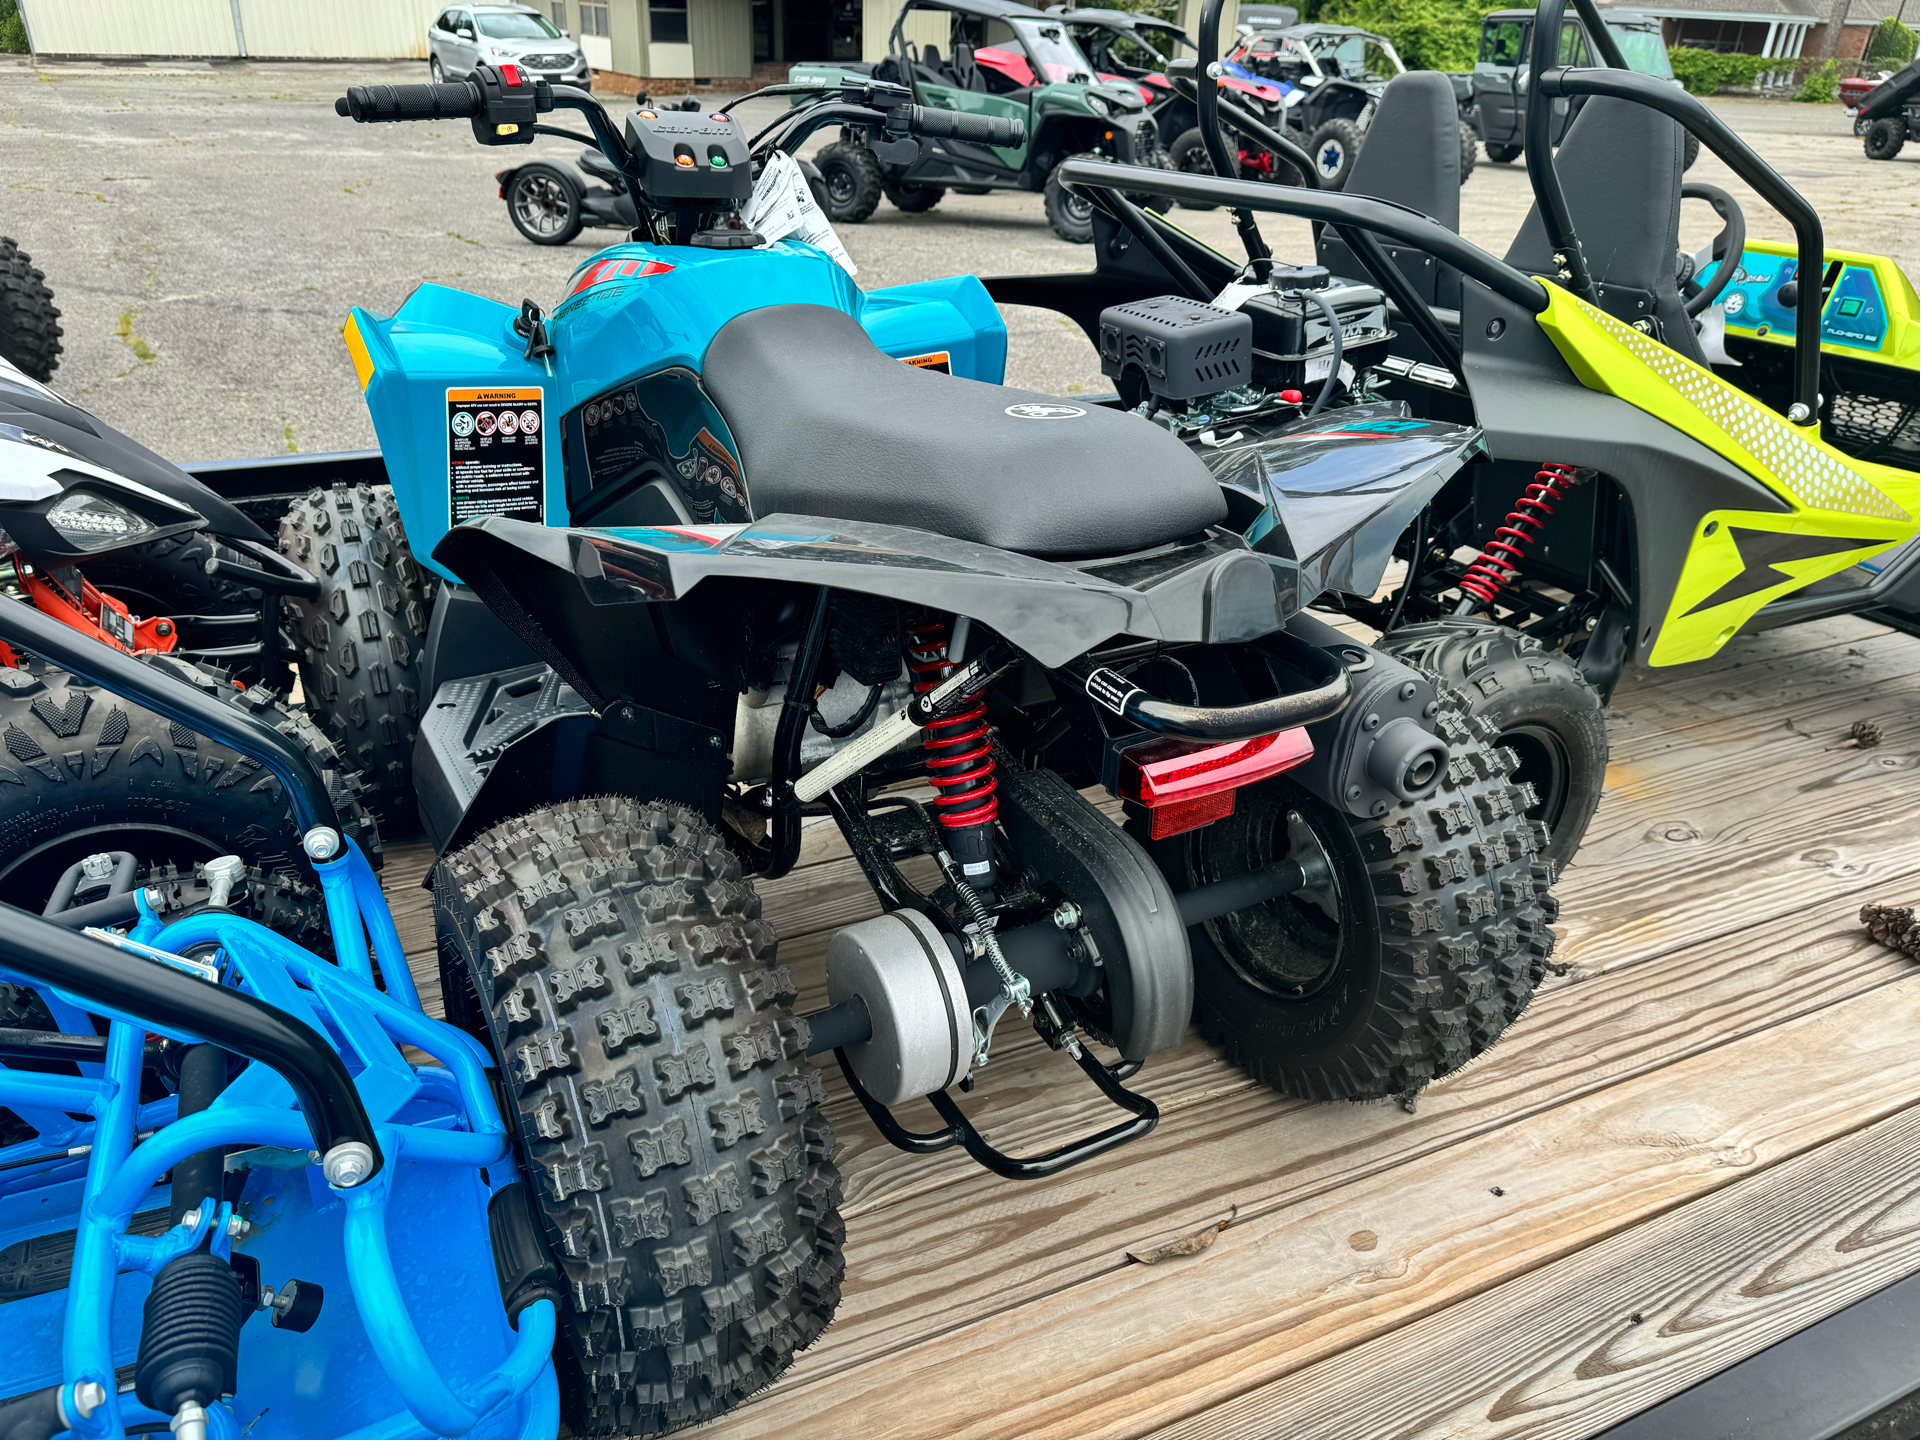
xmin=4 ymin=55 xmax=1915 ymax=464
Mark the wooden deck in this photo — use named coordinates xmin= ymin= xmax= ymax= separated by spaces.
xmin=383 ymin=612 xmax=1919 ymax=1440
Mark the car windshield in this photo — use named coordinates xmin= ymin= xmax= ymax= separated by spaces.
xmin=1302 ymin=31 xmax=1401 ymax=76
xmin=1013 ymin=20 xmax=1096 ymax=83
xmin=474 ymin=9 xmax=561 ymax=38
xmin=1607 ymin=24 xmax=1672 ymax=76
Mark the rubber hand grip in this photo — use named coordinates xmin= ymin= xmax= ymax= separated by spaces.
xmin=336 ymin=81 xmax=481 ymax=122
xmin=906 ymin=105 xmax=1025 ymax=147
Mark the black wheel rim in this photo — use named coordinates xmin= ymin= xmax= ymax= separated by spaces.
xmin=512 ymin=174 xmax=573 ymax=236
xmin=0 ymin=823 xmax=228 ymax=913
xmin=1499 ymin=721 xmax=1571 ymax=838
xmin=825 ymin=165 xmax=858 ymax=206
xmin=1061 ymin=189 xmax=1093 ymax=225
xmin=1191 ymin=790 xmax=1354 ymax=1000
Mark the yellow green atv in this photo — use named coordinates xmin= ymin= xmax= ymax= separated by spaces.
xmin=987 ymin=0 xmax=1915 ymax=866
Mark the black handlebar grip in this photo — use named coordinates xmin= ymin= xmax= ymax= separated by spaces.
xmin=905 ymin=105 xmax=1025 ymax=148
xmin=336 ymin=81 xmax=481 ymax=122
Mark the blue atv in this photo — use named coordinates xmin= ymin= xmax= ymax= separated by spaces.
xmin=321 ymin=63 xmax=1562 ymax=1434
xmin=0 ymin=600 xmax=559 ymax=1438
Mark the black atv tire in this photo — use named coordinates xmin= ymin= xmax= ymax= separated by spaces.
xmin=279 ymin=482 xmax=431 ymax=838
xmin=1149 ymin=681 xmax=1559 ymax=1102
xmin=883 ymin=180 xmax=946 ymax=213
xmin=142 ymin=857 xmax=338 ymax=959
xmin=1376 ymin=620 xmax=1606 ymax=872
xmin=433 ymin=797 xmax=844 ymax=1438
xmin=1458 ymin=120 xmax=1478 ymax=180
xmin=0 ymin=237 xmax=63 ymax=383
xmin=1044 ymin=157 xmax=1099 ymax=243
xmin=0 ymin=656 xmax=378 ymax=913
xmin=1484 ymin=141 xmax=1523 ymax=164
xmin=505 ymin=163 xmax=587 ymax=246
xmin=1307 ymin=118 xmax=1364 ymax=190
xmin=815 ymin=142 xmax=884 ymax=223
xmin=1167 ymin=126 xmax=1222 ymax=209
xmin=1865 ymin=117 xmax=1906 ymax=161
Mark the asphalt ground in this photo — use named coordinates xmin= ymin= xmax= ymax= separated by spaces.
xmin=3 ymin=56 xmax=1915 ymax=463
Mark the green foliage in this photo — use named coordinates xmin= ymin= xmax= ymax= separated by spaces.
xmin=1793 ymin=57 xmax=1839 ymax=102
xmin=1666 ymin=46 xmax=1779 ymax=96
xmin=0 ymin=0 xmax=27 ymax=54
xmin=1316 ymin=0 xmax=1481 ymax=71
xmin=1102 ymin=0 xmax=1182 ymax=22
xmin=1864 ymin=16 xmax=1918 ymax=64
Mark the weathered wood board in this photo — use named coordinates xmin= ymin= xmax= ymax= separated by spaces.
xmin=381 ymin=611 xmax=1919 ymax=1438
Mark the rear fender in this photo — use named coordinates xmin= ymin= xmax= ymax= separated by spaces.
xmin=432 ymin=513 xmax=1303 ymax=699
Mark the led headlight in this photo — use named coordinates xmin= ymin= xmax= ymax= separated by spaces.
xmin=45 ymin=491 xmax=154 ymax=552
xmin=1085 ymin=92 xmax=1112 ymax=116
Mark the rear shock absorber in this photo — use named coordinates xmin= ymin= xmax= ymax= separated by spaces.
xmin=904 ymin=613 xmax=998 ymax=895
xmin=1455 ymin=463 xmax=1587 ymax=613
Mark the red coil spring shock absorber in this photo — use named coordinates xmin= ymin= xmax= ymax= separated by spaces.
xmin=904 ymin=613 xmax=999 ymax=888
xmin=1456 ymin=463 xmax=1585 ymax=612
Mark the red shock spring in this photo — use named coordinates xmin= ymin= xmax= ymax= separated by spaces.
xmin=904 ymin=613 xmax=997 ymax=830
xmin=1458 ymin=463 xmax=1584 ymax=607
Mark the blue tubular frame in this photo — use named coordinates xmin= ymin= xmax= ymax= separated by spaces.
xmin=0 ymin=880 xmax=556 ymax=1438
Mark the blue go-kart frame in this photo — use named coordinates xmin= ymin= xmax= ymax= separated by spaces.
xmin=0 ymin=596 xmax=560 ymax=1440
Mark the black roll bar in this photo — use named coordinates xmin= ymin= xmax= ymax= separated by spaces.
xmin=0 ymin=904 xmax=383 ymax=1175
xmin=0 ymin=597 xmax=343 ymax=836
xmin=1525 ymin=0 xmax=1824 ymax=418
xmin=1196 ymin=0 xmax=1273 ymax=269
xmin=1058 ymin=160 xmax=1550 ymax=314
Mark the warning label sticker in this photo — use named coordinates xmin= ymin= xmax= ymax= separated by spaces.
xmin=899 ymin=350 xmax=952 ymax=373
xmin=448 ymin=387 xmax=544 ymax=528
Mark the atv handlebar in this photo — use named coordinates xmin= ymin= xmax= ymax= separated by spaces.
xmin=335 ymin=81 xmax=482 ymax=122
xmin=891 ymin=104 xmax=1025 ymax=148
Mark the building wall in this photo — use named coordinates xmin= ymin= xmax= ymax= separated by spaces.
xmin=239 ymin=0 xmax=444 ymax=58
xmin=25 ymin=0 xmax=237 ymax=57
xmin=26 ymin=0 xmax=451 ymax=57
xmin=692 ymin=0 xmax=753 ymax=75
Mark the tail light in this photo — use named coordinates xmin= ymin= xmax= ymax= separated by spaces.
xmin=1117 ymin=729 xmax=1315 ymax=840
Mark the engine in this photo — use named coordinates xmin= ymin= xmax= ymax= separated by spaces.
xmin=1099 ymin=264 xmax=1391 ymax=433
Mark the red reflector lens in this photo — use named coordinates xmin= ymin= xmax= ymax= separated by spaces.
xmin=1118 ymin=728 xmax=1315 ymax=809
xmin=1146 ymin=789 xmax=1236 ymax=840
xmin=500 ymin=62 xmax=523 ymax=87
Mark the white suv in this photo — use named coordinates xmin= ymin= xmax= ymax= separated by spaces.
xmin=428 ymin=4 xmax=590 ymax=87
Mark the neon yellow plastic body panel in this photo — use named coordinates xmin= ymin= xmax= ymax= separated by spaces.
xmin=1534 ymin=284 xmax=1917 ymax=666
xmin=1713 ymin=239 xmax=1920 ymax=370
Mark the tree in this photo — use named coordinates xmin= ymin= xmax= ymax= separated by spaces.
xmin=1864 ymin=15 xmax=1918 ymax=63
xmin=1317 ymin=0 xmax=1482 ymax=70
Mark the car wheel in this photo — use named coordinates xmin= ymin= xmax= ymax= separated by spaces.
xmin=883 ymin=181 xmax=945 ymax=213
xmin=430 ymin=55 xmax=445 ymax=83
xmin=814 ymin=142 xmax=884 ymax=223
xmin=1166 ymin=126 xmax=1221 ymax=210
xmin=504 ymin=163 xmax=585 ymax=245
xmin=1865 ymin=116 xmax=1906 ymax=161
xmin=1484 ymin=142 xmax=1523 ymax=163
xmin=1044 ymin=156 xmax=1098 ymax=243
xmin=1457 ymin=119 xmax=1478 ymax=180
xmin=1682 ymin=130 xmax=1701 ymax=171
xmin=1306 ymin=118 xmax=1364 ymax=190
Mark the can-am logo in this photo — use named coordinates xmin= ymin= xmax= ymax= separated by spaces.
xmin=1004 ymin=403 xmax=1086 ymax=419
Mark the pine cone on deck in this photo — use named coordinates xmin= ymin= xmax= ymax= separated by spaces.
xmin=1860 ymin=903 xmax=1919 ymax=960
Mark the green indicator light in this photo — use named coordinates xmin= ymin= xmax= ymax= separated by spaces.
xmin=711 ymin=155 xmax=727 ymax=167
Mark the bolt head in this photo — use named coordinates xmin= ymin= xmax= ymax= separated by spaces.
xmin=1787 ymin=402 xmax=1813 ymax=424
xmin=71 ymin=1381 xmax=106 ymax=1419
xmin=1423 ymin=701 xmax=1439 ymax=718
xmin=1485 ymin=317 xmax=1505 ymax=339
xmin=1051 ymin=900 xmax=1083 ymax=931
xmin=322 ymin=1140 xmax=375 ymax=1188
xmin=1371 ymin=800 xmax=1389 ymax=817
xmin=1398 ymin=681 xmax=1417 ymax=701
xmin=303 ymin=826 xmax=342 ymax=862
xmin=1362 ymin=712 xmax=1381 ymax=731
xmin=1345 ymin=784 xmax=1363 ymax=801
xmin=178 ymin=1207 xmax=201 ymax=1230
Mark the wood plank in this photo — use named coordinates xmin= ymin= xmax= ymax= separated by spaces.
xmin=1155 ymin=1108 xmax=1920 ymax=1440
xmin=694 ymin=937 xmax=1916 ymax=1439
xmin=705 ymin=981 xmax=1916 ymax=1438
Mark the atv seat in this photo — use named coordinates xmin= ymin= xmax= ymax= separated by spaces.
xmin=1504 ymin=96 xmax=1705 ymax=364
xmin=701 ymin=305 xmax=1229 ymax=556
xmin=1315 ymin=72 xmax=1462 ymax=309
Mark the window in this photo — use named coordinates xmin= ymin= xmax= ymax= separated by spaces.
xmin=475 ymin=9 xmax=562 ymax=38
xmin=580 ymin=1 xmax=608 ymax=36
xmin=1608 ymin=25 xmax=1673 ymax=76
xmin=1557 ymin=22 xmax=1590 ymax=66
xmin=1481 ymin=21 xmax=1526 ymax=65
xmin=651 ymin=0 xmax=688 ymax=45
xmin=436 ymin=9 xmax=459 ymax=32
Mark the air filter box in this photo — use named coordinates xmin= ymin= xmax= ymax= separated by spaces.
xmin=1099 ymin=296 xmax=1252 ymax=403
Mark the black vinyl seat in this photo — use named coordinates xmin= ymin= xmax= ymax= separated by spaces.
xmin=1315 ymin=72 xmax=1462 ymax=309
xmin=1504 ymin=96 xmax=1705 ymax=363
xmin=701 ymin=304 xmax=1228 ymax=556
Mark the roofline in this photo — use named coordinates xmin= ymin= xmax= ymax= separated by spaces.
xmin=906 ymin=0 xmax=1068 ymax=19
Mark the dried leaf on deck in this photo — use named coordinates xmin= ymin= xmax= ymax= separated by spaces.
xmin=1126 ymin=1205 xmax=1238 ymax=1265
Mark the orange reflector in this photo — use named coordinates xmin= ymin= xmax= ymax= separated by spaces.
xmin=1118 ymin=729 xmax=1315 ymax=839
xmin=675 ymin=154 xmax=695 ymax=167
